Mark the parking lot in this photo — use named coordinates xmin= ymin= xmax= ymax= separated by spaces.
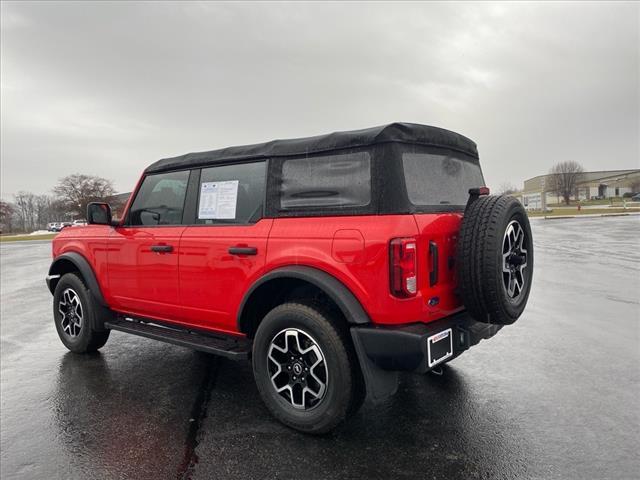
xmin=1 ymin=216 xmax=638 ymax=480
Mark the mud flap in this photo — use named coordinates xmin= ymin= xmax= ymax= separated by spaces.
xmin=350 ymin=328 xmax=399 ymax=403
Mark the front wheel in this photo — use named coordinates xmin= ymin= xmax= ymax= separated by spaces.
xmin=53 ymin=273 xmax=110 ymax=353
xmin=252 ymin=302 xmax=362 ymax=434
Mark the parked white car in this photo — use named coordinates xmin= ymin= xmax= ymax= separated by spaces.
xmin=47 ymin=222 xmax=63 ymax=232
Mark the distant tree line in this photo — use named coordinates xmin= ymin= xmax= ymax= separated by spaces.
xmin=0 ymin=174 xmax=116 ymax=234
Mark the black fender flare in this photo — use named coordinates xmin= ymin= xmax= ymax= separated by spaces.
xmin=237 ymin=266 xmax=370 ymax=332
xmin=47 ymin=252 xmax=108 ymax=307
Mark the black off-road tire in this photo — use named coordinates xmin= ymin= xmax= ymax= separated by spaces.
xmin=457 ymin=195 xmax=534 ymax=325
xmin=53 ymin=273 xmax=110 ymax=353
xmin=252 ymin=302 xmax=363 ymax=434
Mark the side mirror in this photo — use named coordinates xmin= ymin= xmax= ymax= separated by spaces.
xmin=87 ymin=202 xmax=112 ymax=225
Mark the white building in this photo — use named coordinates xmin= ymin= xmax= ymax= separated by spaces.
xmin=520 ymin=169 xmax=640 ymax=209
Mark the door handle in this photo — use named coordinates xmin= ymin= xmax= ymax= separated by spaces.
xmin=429 ymin=241 xmax=439 ymax=286
xmin=228 ymin=246 xmax=258 ymax=256
xmin=151 ymin=244 xmax=174 ymax=253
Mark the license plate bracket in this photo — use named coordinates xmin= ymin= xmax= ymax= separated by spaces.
xmin=427 ymin=328 xmax=453 ymax=368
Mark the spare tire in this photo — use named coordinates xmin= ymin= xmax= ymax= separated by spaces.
xmin=457 ymin=195 xmax=533 ymax=325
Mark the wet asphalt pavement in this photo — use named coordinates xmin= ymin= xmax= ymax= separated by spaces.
xmin=1 ymin=216 xmax=639 ymax=480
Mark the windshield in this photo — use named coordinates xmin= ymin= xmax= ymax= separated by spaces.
xmin=402 ymin=152 xmax=485 ymax=207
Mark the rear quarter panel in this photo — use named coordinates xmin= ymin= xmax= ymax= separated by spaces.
xmin=267 ymin=215 xmax=429 ymax=325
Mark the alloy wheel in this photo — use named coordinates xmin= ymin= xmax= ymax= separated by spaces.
xmin=58 ymin=288 xmax=83 ymax=338
xmin=502 ymin=220 xmax=528 ymax=299
xmin=267 ymin=328 xmax=328 ymax=410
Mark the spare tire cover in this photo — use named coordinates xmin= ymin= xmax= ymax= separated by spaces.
xmin=457 ymin=195 xmax=534 ymax=325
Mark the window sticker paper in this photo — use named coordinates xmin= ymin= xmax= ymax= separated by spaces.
xmin=198 ymin=180 xmax=238 ymax=219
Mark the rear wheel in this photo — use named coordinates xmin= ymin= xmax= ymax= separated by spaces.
xmin=457 ymin=195 xmax=534 ymax=325
xmin=252 ymin=302 xmax=362 ymax=434
xmin=53 ymin=273 xmax=110 ymax=353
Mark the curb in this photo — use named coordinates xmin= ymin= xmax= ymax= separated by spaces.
xmin=529 ymin=212 xmax=640 ymax=220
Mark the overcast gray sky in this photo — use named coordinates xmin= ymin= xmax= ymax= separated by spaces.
xmin=1 ymin=1 xmax=638 ymax=198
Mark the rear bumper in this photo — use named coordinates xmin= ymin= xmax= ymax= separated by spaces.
xmin=350 ymin=311 xmax=503 ymax=402
xmin=352 ymin=311 xmax=502 ymax=373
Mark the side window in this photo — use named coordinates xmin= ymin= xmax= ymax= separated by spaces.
xmin=196 ymin=161 xmax=266 ymax=224
xmin=280 ymin=152 xmax=371 ymax=209
xmin=128 ymin=170 xmax=189 ymax=226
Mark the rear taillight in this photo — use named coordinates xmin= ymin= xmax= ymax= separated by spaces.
xmin=390 ymin=237 xmax=417 ymax=298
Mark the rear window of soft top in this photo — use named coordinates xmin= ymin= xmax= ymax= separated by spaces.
xmin=402 ymin=153 xmax=484 ymax=207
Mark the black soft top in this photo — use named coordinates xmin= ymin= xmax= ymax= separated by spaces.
xmin=145 ymin=122 xmax=478 ymax=174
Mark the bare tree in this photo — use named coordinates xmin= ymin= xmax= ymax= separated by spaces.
xmin=34 ymin=195 xmax=62 ymax=229
xmin=0 ymin=200 xmax=16 ymax=233
xmin=13 ymin=191 xmax=37 ymax=232
xmin=53 ymin=174 xmax=115 ymax=219
xmin=8 ymin=192 xmax=71 ymax=232
xmin=548 ymin=161 xmax=584 ymax=205
xmin=49 ymin=198 xmax=70 ymax=222
xmin=498 ymin=182 xmax=518 ymax=195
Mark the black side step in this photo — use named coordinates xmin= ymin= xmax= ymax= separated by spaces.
xmin=104 ymin=318 xmax=251 ymax=360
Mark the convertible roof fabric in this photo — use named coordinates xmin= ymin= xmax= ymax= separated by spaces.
xmin=145 ymin=122 xmax=478 ymax=173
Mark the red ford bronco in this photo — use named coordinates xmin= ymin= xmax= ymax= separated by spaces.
xmin=47 ymin=123 xmax=533 ymax=433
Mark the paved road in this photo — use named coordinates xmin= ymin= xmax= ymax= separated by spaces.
xmin=1 ymin=217 xmax=639 ymax=479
